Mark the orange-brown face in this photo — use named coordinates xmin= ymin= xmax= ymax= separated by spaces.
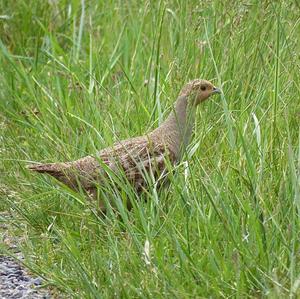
xmin=180 ymin=79 xmax=221 ymax=105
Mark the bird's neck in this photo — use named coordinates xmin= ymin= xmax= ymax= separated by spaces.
xmin=152 ymin=95 xmax=196 ymax=159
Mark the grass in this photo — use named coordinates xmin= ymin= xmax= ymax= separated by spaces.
xmin=0 ymin=0 xmax=299 ymax=297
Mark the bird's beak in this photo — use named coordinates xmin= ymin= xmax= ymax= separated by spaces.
xmin=212 ymin=87 xmax=221 ymax=94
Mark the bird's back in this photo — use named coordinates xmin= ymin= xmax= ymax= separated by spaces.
xmin=29 ymin=134 xmax=177 ymax=195
xmin=74 ymin=135 xmax=176 ymax=192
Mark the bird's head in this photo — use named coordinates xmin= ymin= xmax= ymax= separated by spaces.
xmin=180 ymin=79 xmax=221 ymax=105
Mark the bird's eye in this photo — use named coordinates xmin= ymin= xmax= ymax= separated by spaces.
xmin=200 ymin=85 xmax=206 ymax=91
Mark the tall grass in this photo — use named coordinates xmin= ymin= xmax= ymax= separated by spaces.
xmin=0 ymin=0 xmax=299 ymax=297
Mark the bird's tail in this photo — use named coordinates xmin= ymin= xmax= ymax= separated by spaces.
xmin=27 ymin=162 xmax=79 ymax=189
xmin=27 ymin=162 xmax=69 ymax=178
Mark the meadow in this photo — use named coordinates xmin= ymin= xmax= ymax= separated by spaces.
xmin=0 ymin=0 xmax=299 ymax=297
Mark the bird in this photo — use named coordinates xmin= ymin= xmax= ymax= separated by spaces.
xmin=28 ymin=79 xmax=221 ymax=212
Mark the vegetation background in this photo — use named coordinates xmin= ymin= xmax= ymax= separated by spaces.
xmin=0 ymin=0 xmax=299 ymax=297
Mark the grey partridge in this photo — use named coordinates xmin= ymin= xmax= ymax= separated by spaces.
xmin=29 ymin=79 xmax=221 ymax=211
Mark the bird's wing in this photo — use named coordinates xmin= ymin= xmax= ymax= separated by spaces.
xmin=75 ymin=135 xmax=176 ymax=191
xmin=100 ymin=136 xmax=177 ymax=192
xmin=29 ymin=136 xmax=176 ymax=193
